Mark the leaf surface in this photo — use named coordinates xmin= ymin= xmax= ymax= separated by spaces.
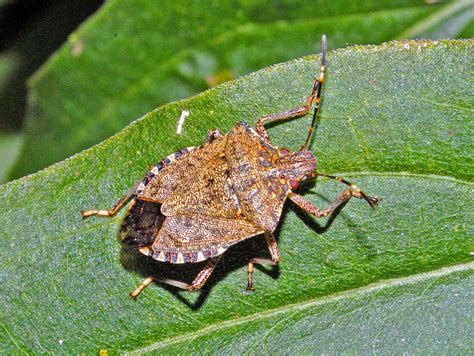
xmin=1 ymin=40 xmax=473 ymax=354
xmin=136 ymin=265 xmax=474 ymax=354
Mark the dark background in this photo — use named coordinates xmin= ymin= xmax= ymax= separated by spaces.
xmin=0 ymin=0 xmax=104 ymax=131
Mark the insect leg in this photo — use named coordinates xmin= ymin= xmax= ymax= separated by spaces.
xmin=256 ymin=105 xmax=314 ymax=144
xmin=160 ymin=256 xmax=221 ymax=291
xmin=255 ymin=35 xmax=327 ymax=149
xmin=130 ymin=256 xmax=222 ymax=297
xmin=313 ymin=173 xmax=381 ymax=208
xmin=289 ymin=191 xmax=352 ymax=218
xmin=206 ymin=129 xmax=224 ymax=142
xmin=130 ymin=276 xmax=154 ymax=299
xmin=289 ymin=184 xmax=380 ymax=219
xmin=187 ymin=255 xmax=222 ymax=291
xmin=81 ymin=192 xmax=135 ymax=219
xmin=247 ymin=233 xmax=280 ymax=291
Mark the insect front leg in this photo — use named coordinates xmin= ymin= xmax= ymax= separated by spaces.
xmin=288 ymin=177 xmax=380 ymax=219
xmin=256 ymin=35 xmax=327 ymax=149
xmin=81 ymin=191 xmax=135 ymax=219
xmin=314 ymin=173 xmax=381 ymax=208
xmin=247 ymin=232 xmax=280 ymax=291
xmin=256 ymin=105 xmax=314 ymax=145
xmin=129 ymin=256 xmax=222 ymax=298
xmin=289 ymin=191 xmax=354 ymax=218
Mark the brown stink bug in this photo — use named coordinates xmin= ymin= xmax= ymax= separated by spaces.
xmin=81 ymin=35 xmax=381 ymax=298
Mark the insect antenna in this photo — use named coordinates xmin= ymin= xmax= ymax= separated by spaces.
xmin=300 ymin=34 xmax=327 ymax=151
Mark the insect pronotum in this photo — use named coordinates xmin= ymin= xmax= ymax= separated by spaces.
xmin=81 ymin=35 xmax=381 ymax=298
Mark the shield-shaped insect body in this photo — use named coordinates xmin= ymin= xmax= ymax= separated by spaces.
xmin=81 ymin=35 xmax=381 ymax=298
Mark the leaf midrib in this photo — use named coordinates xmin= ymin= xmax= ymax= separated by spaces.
xmin=129 ymin=262 xmax=474 ymax=354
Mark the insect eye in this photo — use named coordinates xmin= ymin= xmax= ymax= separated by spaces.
xmin=289 ymin=179 xmax=299 ymax=190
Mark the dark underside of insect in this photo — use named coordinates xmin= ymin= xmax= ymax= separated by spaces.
xmin=81 ymin=35 xmax=381 ymax=298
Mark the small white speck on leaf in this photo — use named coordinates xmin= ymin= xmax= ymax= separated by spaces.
xmin=72 ymin=40 xmax=84 ymax=57
xmin=403 ymin=43 xmax=410 ymax=50
xmin=59 ymin=340 xmax=64 ymax=345
xmin=176 ymin=110 xmax=190 ymax=135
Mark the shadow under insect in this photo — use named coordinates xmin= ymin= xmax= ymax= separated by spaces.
xmin=120 ymin=238 xmax=279 ymax=310
xmin=118 ymin=200 xmax=279 ymax=309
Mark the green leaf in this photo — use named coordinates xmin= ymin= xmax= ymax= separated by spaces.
xmin=1 ymin=40 xmax=472 ymax=354
xmin=397 ymin=0 xmax=474 ymax=39
xmin=0 ymin=132 xmax=22 ymax=184
xmin=136 ymin=265 xmax=474 ymax=354
xmin=12 ymin=0 xmax=443 ymax=178
xmin=458 ymin=17 xmax=474 ymax=37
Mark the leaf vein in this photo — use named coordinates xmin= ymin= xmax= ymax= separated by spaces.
xmin=129 ymin=262 xmax=474 ymax=353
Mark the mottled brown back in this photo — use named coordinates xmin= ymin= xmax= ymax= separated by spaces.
xmin=226 ymin=123 xmax=290 ymax=231
xmin=161 ymin=153 xmax=240 ymax=219
xmin=153 ymin=215 xmax=262 ymax=251
xmin=139 ymin=137 xmax=227 ymax=203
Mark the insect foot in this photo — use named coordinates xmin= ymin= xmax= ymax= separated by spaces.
xmin=365 ymin=195 xmax=382 ymax=209
xmin=348 ymin=187 xmax=382 ymax=209
xmin=81 ymin=35 xmax=381 ymax=297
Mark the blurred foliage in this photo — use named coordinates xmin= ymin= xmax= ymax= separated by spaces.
xmin=0 ymin=131 xmax=21 ymax=183
xmin=0 ymin=0 xmax=104 ymax=182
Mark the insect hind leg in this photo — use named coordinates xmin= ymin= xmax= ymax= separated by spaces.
xmin=129 ymin=256 xmax=222 ymax=298
xmin=81 ymin=191 xmax=135 ymax=219
xmin=247 ymin=233 xmax=280 ymax=291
